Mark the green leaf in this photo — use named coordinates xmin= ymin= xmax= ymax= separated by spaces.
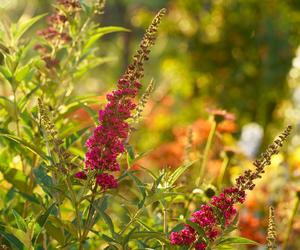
xmin=129 ymin=231 xmax=170 ymax=244
xmin=214 ymin=245 xmax=235 ymax=250
xmin=145 ymin=191 xmax=179 ymax=207
xmin=18 ymin=85 xmax=40 ymax=112
xmin=74 ymin=57 xmax=115 ymax=79
xmin=45 ymin=223 xmax=65 ymax=244
xmin=0 ymin=133 xmax=48 ymax=161
xmin=0 ymin=225 xmax=25 ymax=250
xmin=33 ymin=204 xmax=59 ymax=245
xmin=15 ymin=64 xmax=31 ymax=82
xmin=82 ymin=26 xmax=129 ymax=54
xmin=14 ymin=14 xmax=47 ymax=40
xmin=6 ymin=226 xmax=31 ymax=248
xmin=17 ymin=191 xmax=41 ymax=205
xmin=12 ymin=210 xmax=28 ymax=232
xmin=36 ymin=203 xmax=56 ymax=228
xmin=217 ymin=236 xmax=259 ymax=246
xmin=127 ymin=172 xmax=146 ymax=208
xmin=126 ymin=144 xmax=135 ymax=167
xmin=169 ymin=161 xmax=197 ymax=186
xmin=47 ymin=216 xmax=77 ymax=238
xmin=92 ymin=198 xmax=115 ymax=236
xmin=0 ymin=96 xmax=16 ymax=120
xmin=0 ymin=65 xmax=12 ymax=81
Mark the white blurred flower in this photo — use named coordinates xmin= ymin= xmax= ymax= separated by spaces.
xmin=238 ymin=123 xmax=264 ymax=158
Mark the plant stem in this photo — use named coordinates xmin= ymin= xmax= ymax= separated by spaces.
xmin=119 ymin=208 xmax=143 ymax=236
xmin=217 ymin=156 xmax=230 ymax=189
xmin=162 ymin=207 xmax=168 ymax=250
xmin=79 ymin=184 xmax=98 ymax=250
xmin=196 ymin=118 xmax=217 ymax=186
xmin=13 ymin=90 xmax=26 ymax=173
xmin=65 ymin=177 xmax=82 ymax=241
xmin=282 ymin=195 xmax=300 ymax=250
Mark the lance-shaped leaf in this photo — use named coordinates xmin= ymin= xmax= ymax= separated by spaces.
xmin=12 ymin=210 xmax=27 ymax=232
xmin=14 ymin=14 xmax=47 ymax=40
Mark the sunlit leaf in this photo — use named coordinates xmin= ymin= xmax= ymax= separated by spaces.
xmin=216 ymin=236 xmax=259 ymax=246
xmin=82 ymin=26 xmax=129 ymax=54
xmin=0 ymin=133 xmax=48 ymax=160
xmin=14 ymin=14 xmax=47 ymax=40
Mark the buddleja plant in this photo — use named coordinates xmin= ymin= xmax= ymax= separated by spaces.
xmin=0 ymin=0 xmax=293 ymax=249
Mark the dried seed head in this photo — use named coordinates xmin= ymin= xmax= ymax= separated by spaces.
xmin=94 ymin=0 xmax=106 ymax=15
xmin=123 ymin=8 xmax=166 ymax=83
xmin=132 ymin=78 xmax=155 ymax=123
xmin=236 ymin=125 xmax=292 ymax=192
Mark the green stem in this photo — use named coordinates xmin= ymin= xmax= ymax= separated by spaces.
xmin=162 ymin=207 xmax=168 ymax=250
xmin=196 ymin=118 xmax=217 ymax=186
xmin=282 ymin=196 xmax=300 ymax=250
xmin=65 ymin=177 xmax=82 ymax=241
xmin=119 ymin=208 xmax=143 ymax=236
xmin=79 ymin=184 xmax=98 ymax=250
xmin=217 ymin=156 xmax=230 ymax=189
xmin=13 ymin=90 xmax=26 ymax=173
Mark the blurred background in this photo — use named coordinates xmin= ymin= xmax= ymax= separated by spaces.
xmin=2 ymin=0 xmax=300 ymax=146
xmin=1 ymin=0 xmax=300 ymax=248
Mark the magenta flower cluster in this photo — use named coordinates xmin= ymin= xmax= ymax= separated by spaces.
xmin=170 ymin=187 xmax=245 ymax=249
xmin=75 ymin=79 xmax=142 ymax=190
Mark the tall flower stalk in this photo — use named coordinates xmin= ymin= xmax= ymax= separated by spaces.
xmin=75 ymin=9 xmax=166 ymax=189
xmin=170 ymin=126 xmax=292 ymax=249
xmin=267 ymin=206 xmax=277 ymax=250
xmin=282 ymin=190 xmax=300 ymax=250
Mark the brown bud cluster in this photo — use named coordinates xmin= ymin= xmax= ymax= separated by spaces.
xmin=38 ymin=98 xmax=73 ymax=172
xmin=57 ymin=0 xmax=81 ymax=11
xmin=123 ymin=8 xmax=166 ymax=83
xmin=236 ymin=125 xmax=292 ymax=192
